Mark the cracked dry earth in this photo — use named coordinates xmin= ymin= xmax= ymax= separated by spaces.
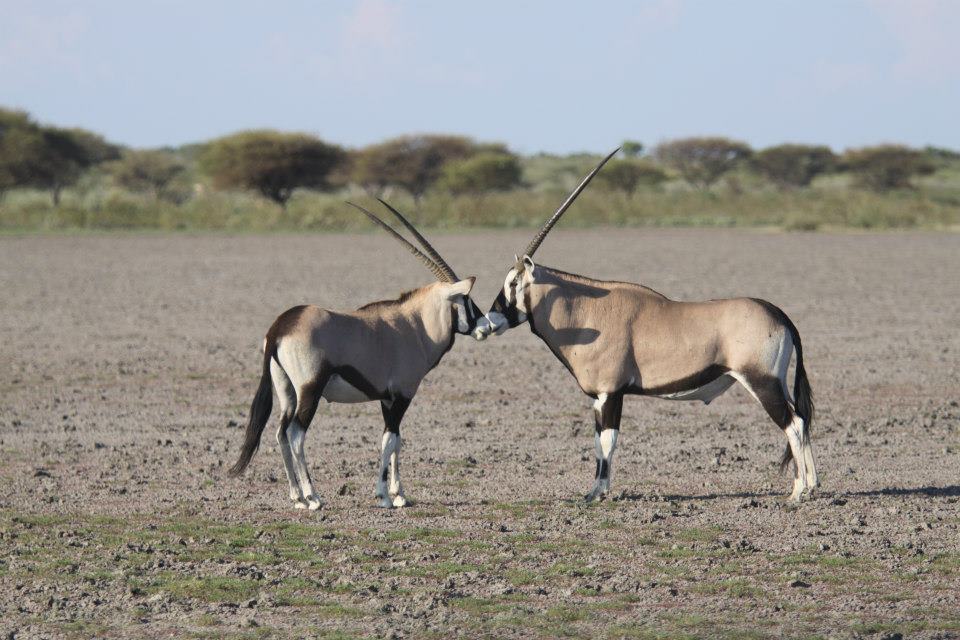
xmin=1 ymin=229 xmax=959 ymax=639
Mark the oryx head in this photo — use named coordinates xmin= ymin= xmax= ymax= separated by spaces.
xmin=473 ymin=148 xmax=620 ymax=341
xmin=347 ymin=199 xmax=485 ymax=338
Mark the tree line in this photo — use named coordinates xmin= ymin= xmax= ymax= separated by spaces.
xmin=1 ymin=106 xmax=955 ymax=210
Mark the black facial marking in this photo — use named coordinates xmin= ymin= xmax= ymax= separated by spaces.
xmin=489 ymin=290 xmax=523 ymax=327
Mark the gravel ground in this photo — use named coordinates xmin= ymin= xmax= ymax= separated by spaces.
xmin=1 ymin=229 xmax=959 ymax=639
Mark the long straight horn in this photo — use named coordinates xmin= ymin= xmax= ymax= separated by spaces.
xmin=523 ymin=146 xmax=620 ymax=258
xmin=377 ymin=198 xmax=459 ymax=282
xmin=346 ymin=202 xmax=451 ymax=282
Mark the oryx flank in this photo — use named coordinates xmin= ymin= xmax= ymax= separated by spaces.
xmin=229 ymin=200 xmax=483 ymax=509
xmin=474 ymin=149 xmax=818 ymax=502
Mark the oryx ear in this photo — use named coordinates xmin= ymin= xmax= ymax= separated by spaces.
xmin=522 ymin=255 xmax=536 ymax=272
xmin=444 ymin=276 xmax=476 ymax=299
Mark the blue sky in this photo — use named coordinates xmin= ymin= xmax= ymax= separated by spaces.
xmin=2 ymin=0 xmax=958 ymax=153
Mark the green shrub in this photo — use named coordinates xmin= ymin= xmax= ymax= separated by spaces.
xmin=654 ymin=137 xmax=752 ymax=189
xmin=842 ymin=145 xmax=935 ymax=191
xmin=436 ymin=152 xmax=522 ymax=195
xmin=753 ymin=144 xmax=836 ymax=189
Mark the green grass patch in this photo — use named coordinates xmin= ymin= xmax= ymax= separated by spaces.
xmin=149 ymin=575 xmax=260 ymax=603
xmin=690 ymin=578 xmax=765 ymax=599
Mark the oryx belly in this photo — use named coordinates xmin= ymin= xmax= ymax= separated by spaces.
xmin=322 ymin=375 xmax=372 ymax=403
xmin=650 ymin=373 xmax=735 ymax=404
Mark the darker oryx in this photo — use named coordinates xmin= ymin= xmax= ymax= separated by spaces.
xmin=473 ymin=150 xmax=817 ymax=502
xmin=229 ymin=200 xmax=483 ymax=509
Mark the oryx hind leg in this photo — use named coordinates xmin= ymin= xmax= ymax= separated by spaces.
xmin=730 ymin=332 xmax=811 ymax=502
xmin=271 ymin=359 xmax=304 ymax=506
xmin=289 ymin=376 xmax=327 ymax=510
xmin=774 ymin=332 xmax=819 ymax=494
xmin=586 ymin=391 xmax=624 ymax=503
xmin=378 ymin=397 xmax=411 ymax=508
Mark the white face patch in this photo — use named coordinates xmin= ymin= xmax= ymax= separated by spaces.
xmin=503 ymin=268 xmax=519 ymax=305
xmin=503 ymin=267 xmax=531 ymax=315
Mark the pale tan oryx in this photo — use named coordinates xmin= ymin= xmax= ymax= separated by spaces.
xmin=229 ymin=200 xmax=484 ymax=509
xmin=473 ymin=150 xmax=818 ymax=502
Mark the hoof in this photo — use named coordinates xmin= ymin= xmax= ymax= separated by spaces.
xmin=294 ymin=500 xmax=308 ymax=510
xmin=307 ymin=497 xmax=323 ymax=511
xmin=378 ymin=496 xmax=395 ymax=509
xmin=392 ymin=494 xmax=408 ymax=508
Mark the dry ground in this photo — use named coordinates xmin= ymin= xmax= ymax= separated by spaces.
xmin=1 ymin=229 xmax=959 ymax=639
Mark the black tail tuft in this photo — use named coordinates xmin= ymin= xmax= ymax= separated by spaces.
xmin=780 ymin=318 xmax=814 ymax=475
xmin=228 ymin=347 xmax=274 ymax=477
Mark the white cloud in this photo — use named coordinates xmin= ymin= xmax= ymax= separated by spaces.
xmin=0 ymin=9 xmax=88 ymax=78
xmin=633 ymin=0 xmax=684 ymax=32
xmin=868 ymin=0 xmax=960 ymax=83
xmin=343 ymin=0 xmax=403 ymax=47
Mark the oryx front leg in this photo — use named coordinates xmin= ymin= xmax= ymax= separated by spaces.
xmin=585 ymin=392 xmax=624 ymax=503
xmin=378 ymin=397 xmax=410 ymax=508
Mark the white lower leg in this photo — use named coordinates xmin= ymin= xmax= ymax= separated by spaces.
xmin=377 ymin=432 xmax=401 ymax=508
xmin=802 ymin=434 xmax=819 ymax=489
xmin=289 ymin=423 xmax=321 ymax=510
xmin=587 ymin=428 xmax=619 ymax=501
xmin=277 ymin=425 xmax=303 ymax=503
xmin=786 ymin=418 xmax=808 ymax=501
xmin=388 ymin=435 xmax=406 ymax=507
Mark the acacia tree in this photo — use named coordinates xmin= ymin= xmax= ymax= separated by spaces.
xmin=842 ymin=145 xmax=935 ymax=191
xmin=753 ymin=144 xmax=836 ymax=189
xmin=436 ymin=152 xmax=522 ymax=195
xmin=351 ymin=135 xmax=490 ymax=200
xmin=0 ymin=109 xmax=119 ymax=205
xmin=39 ymin=127 xmax=120 ymax=206
xmin=0 ymin=109 xmax=33 ymax=199
xmin=110 ymin=149 xmax=186 ymax=201
xmin=596 ymin=159 xmax=667 ymax=194
xmin=200 ymin=131 xmax=344 ymax=207
xmin=620 ymin=140 xmax=644 ymax=158
xmin=654 ymin=137 xmax=752 ymax=189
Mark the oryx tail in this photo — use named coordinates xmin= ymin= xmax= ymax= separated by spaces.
xmin=778 ymin=314 xmax=814 ymax=474
xmin=229 ymin=337 xmax=276 ymax=477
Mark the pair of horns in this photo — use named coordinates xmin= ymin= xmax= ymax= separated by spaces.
xmin=350 ymin=146 xmax=618 ymax=279
xmin=523 ymin=146 xmax=620 ymax=259
xmin=347 ymin=199 xmax=459 ymax=283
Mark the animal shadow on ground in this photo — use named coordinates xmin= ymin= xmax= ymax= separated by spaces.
xmin=602 ymin=485 xmax=960 ymax=504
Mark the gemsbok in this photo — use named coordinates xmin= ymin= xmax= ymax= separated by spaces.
xmin=229 ymin=200 xmax=484 ymax=509
xmin=473 ymin=150 xmax=818 ymax=502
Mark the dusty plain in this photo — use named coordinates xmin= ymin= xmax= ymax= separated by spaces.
xmin=1 ymin=229 xmax=959 ymax=639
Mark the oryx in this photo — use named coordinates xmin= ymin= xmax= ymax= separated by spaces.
xmin=473 ymin=150 xmax=818 ymax=502
xmin=229 ymin=200 xmax=483 ymax=509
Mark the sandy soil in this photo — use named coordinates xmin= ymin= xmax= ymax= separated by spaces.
xmin=1 ymin=229 xmax=959 ymax=639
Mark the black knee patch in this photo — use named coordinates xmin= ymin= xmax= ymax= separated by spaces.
xmin=598 ymin=459 xmax=610 ymax=481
